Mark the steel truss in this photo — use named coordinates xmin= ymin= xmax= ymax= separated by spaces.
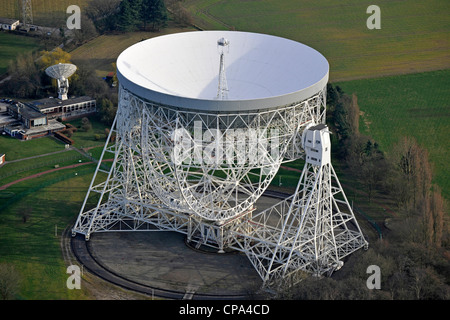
xmin=22 ymin=0 xmax=33 ymax=28
xmin=73 ymin=85 xmax=367 ymax=288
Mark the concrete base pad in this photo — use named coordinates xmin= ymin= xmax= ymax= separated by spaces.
xmin=86 ymin=231 xmax=262 ymax=298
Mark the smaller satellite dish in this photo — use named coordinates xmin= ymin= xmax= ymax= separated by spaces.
xmin=45 ymin=63 xmax=77 ymax=100
xmin=45 ymin=63 xmax=77 ymax=80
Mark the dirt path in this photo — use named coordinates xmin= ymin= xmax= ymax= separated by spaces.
xmin=4 ymin=148 xmax=72 ymax=164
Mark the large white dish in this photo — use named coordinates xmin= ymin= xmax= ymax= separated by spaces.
xmin=117 ymin=31 xmax=329 ymax=112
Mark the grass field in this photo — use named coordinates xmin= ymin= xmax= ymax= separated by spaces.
xmin=335 ymin=69 xmax=450 ymax=201
xmin=0 ymin=149 xmax=84 ymax=186
xmin=0 ymin=0 xmax=90 ymax=27
xmin=0 ymin=135 xmax=66 ymax=161
xmin=0 ymin=116 xmax=109 ymax=299
xmin=184 ymin=0 xmax=450 ymax=81
xmin=0 ymin=166 xmax=96 ymax=299
xmin=0 ymin=32 xmax=42 ymax=74
xmin=63 ymin=116 xmax=110 ymax=148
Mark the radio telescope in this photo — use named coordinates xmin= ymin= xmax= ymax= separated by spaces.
xmin=45 ymin=63 xmax=77 ymax=100
xmin=73 ymin=31 xmax=368 ymax=288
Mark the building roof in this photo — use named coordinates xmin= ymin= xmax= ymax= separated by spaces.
xmin=0 ymin=18 xmax=19 ymax=25
xmin=30 ymin=96 xmax=95 ymax=111
xmin=9 ymin=103 xmax=45 ymax=120
xmin=117 ymin=31 xmax=329 ymax=112
xmin=22 ymin=120 xmax=65 ymax=136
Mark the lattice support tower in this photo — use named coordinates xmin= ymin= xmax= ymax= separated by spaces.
xmin=231 ymin=124 xmax=369 ymax=287
xmin=21 ymin=0 xmax=33 ymax=28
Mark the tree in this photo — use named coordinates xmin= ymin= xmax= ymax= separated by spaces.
xmin=98 ymin=98 xmax=117 ymax=126
xmin=1 ymin=52 xmax=43 ymax=99
xmin=348 ymin=93 xmax=360 ymax=135
xmin=85 ymin=0 xmax=121 ymax=33
xmin=81 ymin=117 xmax=92 ymax=132
xmin=0 ymin=263 xmax=20 ymax=300
xmin=429 ymin=186 xmax=446 ymax=248
xmin=345 ymin=135 xmax=388 ymax=202
xmin=418 ymin=185 xmax=447 ymax=248
xmin=386 ymin=136 xmax=447 ymax=248
xmin=69 ymin=62 xmax=110 ymax=98
xmin=72 ymin=13 xmax=98 ymax=46
xmin=18 ymin=205 xmax=32 ymax=223
xmin=141 ymin=0 xmax=168 ymax=30
xmin=116 ymin=0 xmax=142 ymax=31
xmin=326 ymin=82 xmax=339 ymax=106
xmin=114 ymin=0 xmax=168 ymax=31
xmin=390 ymin=137 xmax=432 ymax=210
xmin=327 ymin=85 xmax=360 ymax=158
xmin=166 ymin=0 xmax=194 ymax=25
xmin=37 ymin=48 xmax=72 ymax=70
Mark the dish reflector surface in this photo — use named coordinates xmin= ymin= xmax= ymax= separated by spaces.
xmin=45 ymin=63 xmax=77 ymax=80
xmin=117 ymin=31 xmax=329 ymax=111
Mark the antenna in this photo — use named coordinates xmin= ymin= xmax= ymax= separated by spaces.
xmin=45 ymin=63 xmax=77 ymax=101
xmin=21 ymin=0 xmax=33 ymax=29
xmin=216 ymin=37 xmax=230 ymax=100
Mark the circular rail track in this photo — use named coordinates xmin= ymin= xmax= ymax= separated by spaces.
xmin=68 ymin=191 xmax=291 ymax=300
xmin=70 ymin=231 xmax=263 ymax=300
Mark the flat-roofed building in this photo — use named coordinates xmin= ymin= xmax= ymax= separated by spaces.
xmin=4 ymin=102 xmax=65 ymax=140
xmin=30 ymin=96 xmax=96 ymax=121
xmin=7 ymin=103 xmax=47 ymax=128
xmin=0 ymin=18 xmax=20 ymax=31
xmin=1 ymin=94 xmax=96 ymax=140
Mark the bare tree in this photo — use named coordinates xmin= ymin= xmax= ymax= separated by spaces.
xmin=348 ymin=93 xmax=360 ymax=135
xmin=72 ymin=14 xmax=98 ymax=46
xmin=390 ymin=137 xmax=432 ymax=210
xmin=0 ymin=264 xmax=20 ymax=300
xmin=166 ymin=0 xmax=194 ymax=25
xmin=18 ymin=206 xmax=32 ymax=223
xmin=346 ymin=135 xmax=388 ymax=202
xmin=429 ymin=186 xmax=446 ymax=248
xmin=2 ymin=52 xmax=42 ymax=99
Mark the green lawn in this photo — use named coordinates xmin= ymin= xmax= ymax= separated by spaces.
xmin=335 ymin=69 xmax=450 ymax=200
xmin=0 ymin=150 xmax=89 ymax=186
xmin=0 ymin=117 xmax=111 ymax=299
xmin=63 ymin=116 xmax=110 ymax=149
xmin=0 ymin=135 xmax=66 ymax=161
xmin=0 ymin=32 xmax=42 ymax=74
xmin=0 ymin=166 xmax=96 ymax=299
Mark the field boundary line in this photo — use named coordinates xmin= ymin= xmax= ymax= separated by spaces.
xmin=0 ymin=162 xmax=94 ymax=191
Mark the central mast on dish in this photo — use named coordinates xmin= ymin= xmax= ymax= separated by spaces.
xmin=217 ymin=37 xmax=230 ymax=100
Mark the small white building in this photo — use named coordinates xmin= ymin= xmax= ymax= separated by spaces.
xmin=0 ymin=18 xmax=20 ymax=31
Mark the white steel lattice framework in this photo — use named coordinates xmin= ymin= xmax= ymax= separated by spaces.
xmin=216 ymin=37 xmax=230 ymax=100
xmin=72 ymin=31 xmax=368 ymax=288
